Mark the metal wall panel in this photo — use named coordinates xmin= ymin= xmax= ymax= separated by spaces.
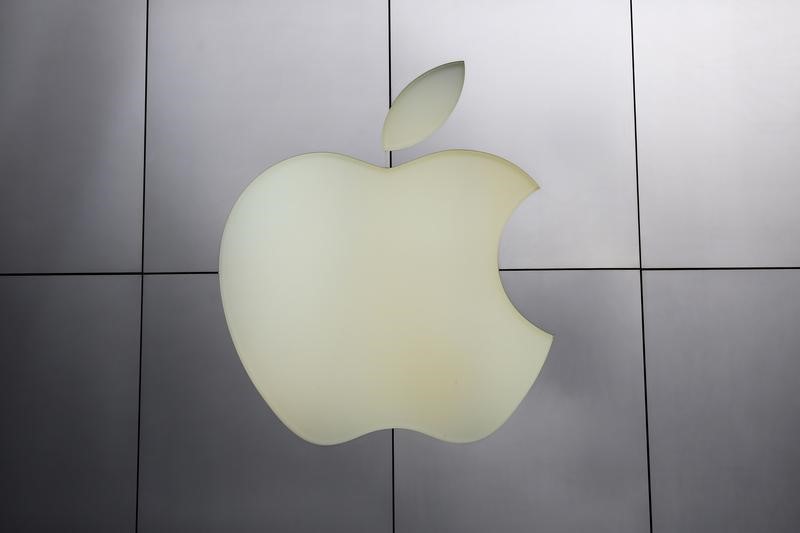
xmin=144 ymin=0 xmax=389 ymax=272
xmin=0 ymin=1 xmax=145 ymax=273
xmin=395 ymin=270 xmax=649 ymax=533
xmin=644 ymin=270 xmax=800 ymax=532
xmin=138 ymin=274 xmax=392 ymax=533
xmin=0 ymin=275 xmax=140 ymax=532
xmin=391 ymin=0 xmax=640 ymax=268
xmin=635 ymin=0 xmax=800 ymax=267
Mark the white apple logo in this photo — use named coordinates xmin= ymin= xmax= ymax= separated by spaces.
xmin=220 ymin=61 xmax=553 ymax=445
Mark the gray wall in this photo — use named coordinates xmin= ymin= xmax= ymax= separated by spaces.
xmin=1 ymin=1 xmax=799 ymax=532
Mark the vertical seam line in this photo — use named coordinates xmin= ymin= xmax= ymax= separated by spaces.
xmin=135 ymin=1 xmax=149 ymax=531
xmin=629 ymin=1 xmax=654 ymax=531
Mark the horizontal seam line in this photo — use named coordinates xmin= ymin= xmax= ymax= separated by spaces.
xmin=3 ymin=267 xmax=800 ymax=277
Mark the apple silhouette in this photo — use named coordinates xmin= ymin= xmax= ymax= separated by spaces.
xmin=219 ymin=61 xmax=553 ymax=445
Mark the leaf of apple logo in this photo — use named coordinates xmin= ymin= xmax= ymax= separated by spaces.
xmin=219 ymin=61 xmax=553 ymax=445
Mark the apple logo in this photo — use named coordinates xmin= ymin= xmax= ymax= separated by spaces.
xmin=220 ymin=61 xmax=553 ymax=445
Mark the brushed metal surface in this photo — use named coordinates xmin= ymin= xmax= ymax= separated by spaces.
xmin=0 ymin=275 xmax=140 ymax=532
xmin=391 ymin=0 xmax=640 ymax=269
xmin=394 ymin=270 xmax=649 ymax=533
xmin=138 ymin=274 xmax=392 ymax=533
xmin=0 ymin=0 xmax=145 ymax=273
xmin=144 ymin=0 xmax=389 ymax=272
xmin=635 ymin=0 xmax=800 ymax=267
xmin=644 ymin=270 xmax=800 ymax=532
